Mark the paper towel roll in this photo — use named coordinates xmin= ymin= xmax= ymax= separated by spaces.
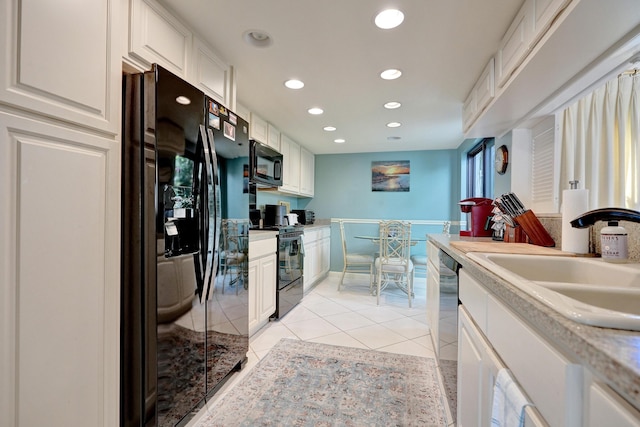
xmin=562 ymin=189 xmax=589 ymax=253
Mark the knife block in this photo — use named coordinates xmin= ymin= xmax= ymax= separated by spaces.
xmin=504 ymin=224 xmax=528 ymax=243
xmin=513 ymin=210 xmax=556 ymax=247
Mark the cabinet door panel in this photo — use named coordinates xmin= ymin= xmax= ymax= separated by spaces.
xmin=496 ymin=0 xmax=534 ymax=87
xmin=487 ymin=295 xmax=582 ymax=427
xmin=0 ymin=114 xmax=120 ymax=427
xmin=191 ymin=38 xmax=231 ymax=105
xmin=248 ymin=259 xmax=259 ymax=334
xmin=590 ymin=383 xmax=640 ymax=427
xmin=259 ymin=255 xmax=277 ymax=319
xmin=1 ymin=0 xmax=119 ymax=133
xmin=250 ymin=113 xmax=268 ymax=144
xmin=267 ymin=124 xmax=281 ymax=151
xmin=458 ymin=308 xmax=485 ymax=427
xmin=130 ymin=0 xmax=191 ymax=76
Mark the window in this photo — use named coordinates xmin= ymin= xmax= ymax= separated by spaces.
xmin=467 ymin=138 xmax=495 ymax=199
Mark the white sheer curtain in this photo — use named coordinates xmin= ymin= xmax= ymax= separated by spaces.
xmin=560 ymin=73 xmax=640 ymax=210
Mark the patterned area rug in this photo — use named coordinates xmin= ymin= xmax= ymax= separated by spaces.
xmin=196 ymin=339 xmax=448 ymax=426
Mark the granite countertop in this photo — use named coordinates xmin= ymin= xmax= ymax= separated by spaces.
xmin=428 ymin=233 xmax=640 ymax=410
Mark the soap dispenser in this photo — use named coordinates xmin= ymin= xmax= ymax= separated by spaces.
xmin=600 ymin=221 xmax=628 ymax=263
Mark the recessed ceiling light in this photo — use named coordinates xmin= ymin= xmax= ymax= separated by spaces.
xmin=387 ymin=136 xmax=402 ymax=141
xmin=308 ymin=107 xmax=324 ymax=115
xmin=323 ymin=126 xmax=336 ymax=131
xmin=334 ymin=138 xmax=346 ymax=144
xmin=242 ymin=30 xmax=272 ymax=47
xmin=380 ymin=69 xmax=402 ymax=80
xmin=175 ymin=96 xmax=191 ymax=105
xmin=284 ymin=79 xmax=304 ymax=89
xmin=386 ymin=122 xmax=401 ymax=128
xmin=384 ymin=101 xmax=402 ymax=109
xmin=374 ymin=9 xmax=405 ymax=29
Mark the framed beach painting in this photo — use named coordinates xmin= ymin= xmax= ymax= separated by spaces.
xmin=372 ymin=160 xmax=410 ymax=192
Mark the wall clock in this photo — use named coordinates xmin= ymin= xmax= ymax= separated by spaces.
xmin=495 ymin=145 xmax=509 ymax=175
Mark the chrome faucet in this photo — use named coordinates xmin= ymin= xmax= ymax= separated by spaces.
xmin=570 ymin=207 xmax=640 ymax=228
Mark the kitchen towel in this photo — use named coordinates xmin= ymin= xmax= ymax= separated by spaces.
xmin=491 ymin=368 xmax=532 ymax=427
xmin=561 ymin=188 xmax=590 ymax=253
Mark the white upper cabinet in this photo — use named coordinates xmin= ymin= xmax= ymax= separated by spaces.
xmin=189 ymin=38 xmax=235 ymax=108
xmin=249 ymin=113 xmax=268 ymax=144
xmin=0 ymin=0 xmax=121 ymax=134
xmin=280 ymin=134 xmax=301 ymax=194
xmin=126 ymin=0 xmax=235 ymax=108
xmin=463 ymin=58 xmax=495 ymax=132
xmin=496 ymin=0 xmax=535 ymax=88
xmin=299 ymin=146 xmax=315 ymax=197
xmin=129 ymin=0 xmax=192 ymax=77
xmin=267 ymin=123 xmax=281 ymax=151
xmin=532 ymin=0 xmax=571 ymax=46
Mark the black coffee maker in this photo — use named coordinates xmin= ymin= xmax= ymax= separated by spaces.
xmin=264 ymin=204 xmax=288 ymax=227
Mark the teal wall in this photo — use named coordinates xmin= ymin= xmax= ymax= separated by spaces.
xmin=257 ymin=191 xmax=301 ymax=211
xmin=220 ymin=157 xmax=250 ymax=220
xmin=303 ymin=150 xmax=459 ymax=220
xmin=295 ymin=149 xmax=462 ymax=271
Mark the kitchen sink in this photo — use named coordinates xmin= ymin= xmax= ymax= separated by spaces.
xmin=467 ymin=252 xmax=640 ymax=330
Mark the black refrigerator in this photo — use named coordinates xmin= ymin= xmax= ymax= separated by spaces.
xmin=121 ymin=64 xmax=250 ymax=427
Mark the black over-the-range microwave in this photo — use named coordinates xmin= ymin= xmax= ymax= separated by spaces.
xmin=249 ymin=140 xmax=283 ymax=187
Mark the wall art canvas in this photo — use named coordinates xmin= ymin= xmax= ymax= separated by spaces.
xmin=372 ymin=161 xmax=410 ymax=192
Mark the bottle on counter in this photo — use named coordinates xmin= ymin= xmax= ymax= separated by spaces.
xmin=600 ymin=221 xmax=628 ymax=263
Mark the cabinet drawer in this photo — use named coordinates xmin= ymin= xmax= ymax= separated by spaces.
xmin=304 ymin=229 xmax=320 ymax=243
xmin=249 ymin=238 xmax=276 ymax=260
xmin=320 ymin=227 xmax=331 ymax=239
xmin=487 ymin=295 xmax=582 ymax=426
xmin=459 ymin=269 xmax=488 ymax=333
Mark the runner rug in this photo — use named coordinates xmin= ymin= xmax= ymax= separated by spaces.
xmin=195 ymin=338 xmax=448 ymax=426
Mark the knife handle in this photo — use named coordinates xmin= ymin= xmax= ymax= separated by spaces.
xmin=513 ymin=210 xmax=555 ymax=247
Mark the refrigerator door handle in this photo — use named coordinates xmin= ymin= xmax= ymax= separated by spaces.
xmin=199 ymin=124 xmax=215 ymax=302
xmin=202 ymin=126 xmax=221 ymax=301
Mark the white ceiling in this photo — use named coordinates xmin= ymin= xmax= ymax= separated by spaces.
xmin=160 ymin=0 xmax=523 ymax=154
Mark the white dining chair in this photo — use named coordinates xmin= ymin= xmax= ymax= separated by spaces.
xmin=338 ymin=220 xmax=374 ymax=291
xmin=374 ymin=220 xmax=414 ymax=307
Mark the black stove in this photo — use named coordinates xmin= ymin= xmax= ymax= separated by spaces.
xmin=270 ymin=226 xmax=304 ymax=320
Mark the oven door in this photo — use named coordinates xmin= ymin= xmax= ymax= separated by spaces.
xmin=277 ymin=235 xmax=303 ymax=288
xmin=272 ymin=233 xmax=304 ymax=319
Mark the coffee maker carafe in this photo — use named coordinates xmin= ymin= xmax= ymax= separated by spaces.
xmin=459 ymin=197 xmax=493 ymax=237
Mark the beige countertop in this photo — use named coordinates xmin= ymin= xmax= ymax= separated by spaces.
xmin=248 ymin=222 xmax=330 ymax=242
xmin=428 ymin=233 xmax=640 ymax=411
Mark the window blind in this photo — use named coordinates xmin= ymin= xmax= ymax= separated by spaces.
xmin=531 ymin=117 xmax=557 ymax=212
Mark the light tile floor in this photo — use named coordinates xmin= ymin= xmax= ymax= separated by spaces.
xmin=190 ymin=272 xmax=453 ymax=425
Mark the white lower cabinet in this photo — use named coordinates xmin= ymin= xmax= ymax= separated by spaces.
xmin=303 ymin=227 xmax=330 ymax=293
xmin=248 ymin=237 xmax=277 ymax=336
xmin=589 ymin=382 xmax=640 ymax=427
xmin=459 ymin=270 xmax=563 ymax=427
